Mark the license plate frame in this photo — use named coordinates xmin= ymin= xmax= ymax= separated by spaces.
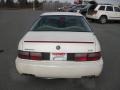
xmin=50 ymin=53 xmax=67 ymax=61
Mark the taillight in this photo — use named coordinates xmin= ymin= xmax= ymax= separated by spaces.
xmin=75 ymin=53 xmax=87 ymax=61
xmin=87 ymin=52 xmax=101 ymax=61
xmin=75 ymin=52 xmax=101 ymax=61
xmin=30 ymin=52 xmax=42 ymax=60
xmin=18 ymin=51 xmax=29 ymax=59
xmin=18 ymin=50 xmax=42 ymax=60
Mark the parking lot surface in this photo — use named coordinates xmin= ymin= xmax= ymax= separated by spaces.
xmin=0 ymin=10 xmax=120 ymax=90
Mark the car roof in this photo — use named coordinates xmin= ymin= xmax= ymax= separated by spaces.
xmin=97 ymin=4 xmax=113 ymax=6
xmin=98 ymin=4 xmax=120 ymax=7
xmin=41 ymin=12 xmax=83 ymax=16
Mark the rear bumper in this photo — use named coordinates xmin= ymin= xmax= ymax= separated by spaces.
xmin=15 ymin=57 xmax=103 ymax=78
xmin=86 ymin=14 xmax=99 ymax=20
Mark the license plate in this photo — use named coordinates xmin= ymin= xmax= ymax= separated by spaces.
xmin=50 ymin=53 xmax=67 ymax=61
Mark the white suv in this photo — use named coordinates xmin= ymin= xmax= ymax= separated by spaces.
xmin=86 ymin=4 xmax=120 ymax=24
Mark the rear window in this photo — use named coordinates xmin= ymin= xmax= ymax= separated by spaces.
xmin=32 ymin=15 xmax=91 ymax=32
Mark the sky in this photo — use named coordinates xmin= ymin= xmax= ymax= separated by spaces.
xmin=12 ymin=0 xmax=120 ymax=5
xmin=29 ymin=0 xmax=120 ymax=4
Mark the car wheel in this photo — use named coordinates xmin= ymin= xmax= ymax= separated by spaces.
xmin=99 ymin=16 xmax=107 ymax=24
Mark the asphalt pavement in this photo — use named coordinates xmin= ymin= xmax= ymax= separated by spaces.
xmin=0 ymin=10 xmax=120 ymax=90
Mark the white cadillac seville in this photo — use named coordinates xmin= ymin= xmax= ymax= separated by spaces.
xmin=15 ymin=12 xmax=103 ymax=78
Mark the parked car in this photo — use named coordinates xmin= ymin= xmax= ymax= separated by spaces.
xmin=69 ymin=1 xmax=98 ymax=15
xmin=86 ymin=4 xmax=120 ymax=24
xmin=57 ymin=5 xmax=76 ymax=12
xmin=57 ymin=7 xmax=65 ymax=12
xmin=73 ymin=4 xmax=92 ymax=15
xmin=15 ymin=12 xmax=103 ymax=79
xmin=65 ymin=5 xmax=78 ymax=12
xmin=58 ymin=1 xmax=97 ymax=15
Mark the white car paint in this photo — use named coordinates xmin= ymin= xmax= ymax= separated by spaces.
xmin=15 ymin=12 xmax=103 ymax=78
xmin=16 ymin=58 xmax=103 ymax=78
xmin=20 ymin=32 xmax=98 ymax=53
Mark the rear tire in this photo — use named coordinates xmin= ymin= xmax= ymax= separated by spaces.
xmin=99 ymin=16 xmax=107 ymax=24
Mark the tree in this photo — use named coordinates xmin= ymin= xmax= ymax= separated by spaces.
xmin=6 ymin=0 xmax=14 ymax=7
xmin=39 ymin=2 xmax=44 ymax=9
xmin=0 ymin=0 xmax=5 ymax=7
xmin=34 ymin=0 xmax=39 ymax=8
xmin=18 ymin=0 xmax=27 ymax=7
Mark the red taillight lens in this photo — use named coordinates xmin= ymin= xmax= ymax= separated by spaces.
xmin=75 ymin=52 xmax=101 ymax=61
xmin=30 ymin=52 xmax=42 ymax=60
xmin=18 ymin=51 xmax=29 ymax=59
xmin=87 ymin=52 xmax=101 ymax=61
xmin=75 ymin=53 xmax=87 ymax=61
xmin=18 ymin=50 xmax=42 ymax=60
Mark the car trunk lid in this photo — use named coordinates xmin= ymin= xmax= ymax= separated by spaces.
xmin=22 ymin=31 xmax=96 ymax=53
